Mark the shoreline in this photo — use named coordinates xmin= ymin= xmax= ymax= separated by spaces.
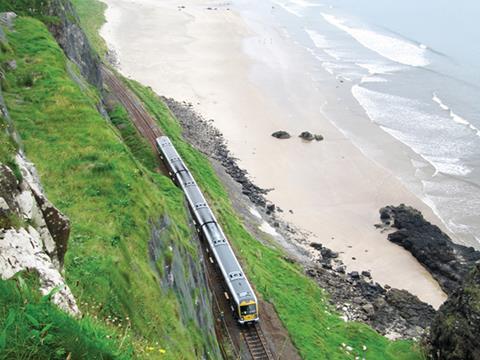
xmin=163 ymin=96 xmax=441 ymax=340
xmin=99 ymin=0 xmax=448 ymax=308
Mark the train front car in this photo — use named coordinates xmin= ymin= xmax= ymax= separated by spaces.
xmin=202 ymin=222 xmax=259 ymax=323
xmin=156 ymin=136 xmax=259 ymax=324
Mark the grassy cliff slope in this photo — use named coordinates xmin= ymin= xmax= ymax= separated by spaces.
xmin=0 ymin=16 xmax=205 ymax=359
xmin=74 ymin=0 xmax=427 ymax=358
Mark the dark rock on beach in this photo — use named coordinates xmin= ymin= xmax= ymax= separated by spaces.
xmin=272 ymin=130 xmax=291 ymax=139
xmin=429 ymin=263 xmax=480 ymax=360
xmin=299 ymin=131 xmax=315 ymax=141
xmin=299 ymin=131 xmax=324 ymax=141
xmin=379 ymin=204 xmax=480 ymax=294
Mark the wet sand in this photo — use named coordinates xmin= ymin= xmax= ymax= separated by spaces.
xmin=100 ymin=0 xmax=448 ymax=308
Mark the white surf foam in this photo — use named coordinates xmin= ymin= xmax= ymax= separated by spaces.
xmin=305 ymin=28 xmax=353 ymax=61
xmin=360 ymin=75 xmax=387 ymax=83
xmin=432 ymin=93 xmax=480 ymax=136
xmin=321 ymin=13 xmax=429 ymax=67
xmin=352 ymin=85 xmax=472 ymax=177
xmin=290 ymin=0 xmax=320 ymax=7
xmin=305 ymin=28 xmax=329 ymax=48
xmin=432 ymin=93 xmax=449 ymax=110
xmin=273 ymin=0 xmax=320 ymax=17
xmin=272 ymin=0 xmax=302 ymax=17
xmin=356 ymin=62 xmax=401 ymax=76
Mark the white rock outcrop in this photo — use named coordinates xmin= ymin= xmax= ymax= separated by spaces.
xmin=0 ymin=227 xmax=79 ymax=314
xmin=0 ymin=154 xmax=80 ymax=316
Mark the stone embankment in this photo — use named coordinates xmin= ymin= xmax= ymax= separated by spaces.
xmin=306 ymin=244 xmax=436 ymax=340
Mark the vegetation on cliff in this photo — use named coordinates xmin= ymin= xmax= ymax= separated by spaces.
xmin=0 ymin=273 xmax=127 ymax=359
xmin=429 ymin=263 xmax=480 ymax=360
xmin=0 ymin=15 xmax=211 ymax=359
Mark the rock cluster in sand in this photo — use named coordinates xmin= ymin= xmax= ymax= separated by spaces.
xmin=271 ymin=130 xmax=324 ymax=141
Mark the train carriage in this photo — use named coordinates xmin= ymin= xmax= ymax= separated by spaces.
xmin=156 ymin=136 xmax=259 ymax=324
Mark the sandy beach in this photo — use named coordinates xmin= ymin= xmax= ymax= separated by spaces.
xmin=100 ymin=0 xmax=448 ymax=308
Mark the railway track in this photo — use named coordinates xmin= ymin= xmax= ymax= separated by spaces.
xmin=102 ymin=65 xmax=275 ymax=360
xmin=101 ymin=66 xmax=162 ymax=148
xmin=241 ymin=323 xmax=274 ymax=360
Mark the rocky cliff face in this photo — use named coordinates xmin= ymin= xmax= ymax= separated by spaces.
xmin=0 ymin=1 xmax=101 ymax=88
xmin=379 ymin=204 xmax=480 ymax=294
xmin=149 ymin=215 xmax=222 ymax=359
xmin=429 ymin=263 xmax=480 ymax=360
xmin=45 ymin=0 xmax=102 ymax=89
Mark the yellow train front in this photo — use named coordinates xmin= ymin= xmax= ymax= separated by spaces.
xmin=239 ymin=300 xmax=258 ymax=323
xmin=156 ymin=136 xmax=259 ymax=324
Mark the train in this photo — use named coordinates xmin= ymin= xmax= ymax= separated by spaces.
xmin=156 ymin=136 xmax=259 ymax=324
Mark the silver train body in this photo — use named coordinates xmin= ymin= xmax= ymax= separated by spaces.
xmin=156 ymin=136 xmax=259 ymax=324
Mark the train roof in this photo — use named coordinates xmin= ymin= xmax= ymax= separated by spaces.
xmin=156 ymin=136 xmax=257 ymax=304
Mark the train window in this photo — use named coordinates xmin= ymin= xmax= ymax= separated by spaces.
xmin=228 ymin=271 xmax=243 ymax=280
xmin=240 ymin=304 xmax=256 ymax=316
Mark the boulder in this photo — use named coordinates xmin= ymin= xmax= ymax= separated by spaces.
xmin=271 ymin=130 xmax=291 ymax=139
xmin=320 ymin=247 xmax=338 ymax=259
xmin=362 ymin=303 xmax=375 ymax=317
xmin=361 ymin=271 xmax=371 ymax=278
xmin=299 ymin=131 xmax=324 ymax=141
xmin=429 ymin=263 xmax=480 ymax=360
xmin=266 ymin=203 xmax=276 ymax=212
xmin=379 ymin=204 xmax=480 ymax=294
xmin=350 ymin=271 xmax=360 ymax=279
xmin=299 ymin=131 xmax=315 ymax=141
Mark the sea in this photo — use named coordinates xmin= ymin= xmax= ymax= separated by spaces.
xmin=237 ymin=0 xmax=480 ymax=247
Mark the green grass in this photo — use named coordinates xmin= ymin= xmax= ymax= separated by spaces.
xmin=70 ymin=0 xmax=108 ymax=56
xmin=0 ymin=272 xmax=130 ymax=360
xmin=0 ymin=39 xmax=21 ymax=181
xmin=126 ymin=79 xmax=427 ymax=360
xmin=0 ymin=0 xmax=60 ymax=24
xmin=1 ymin=16 xmax=205 ymax=359
xmin=107 ymin=104 xmax=158 ymax=172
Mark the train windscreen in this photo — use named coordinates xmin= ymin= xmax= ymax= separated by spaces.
xmin=240 ymin=304 xmax=256 ymax=315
